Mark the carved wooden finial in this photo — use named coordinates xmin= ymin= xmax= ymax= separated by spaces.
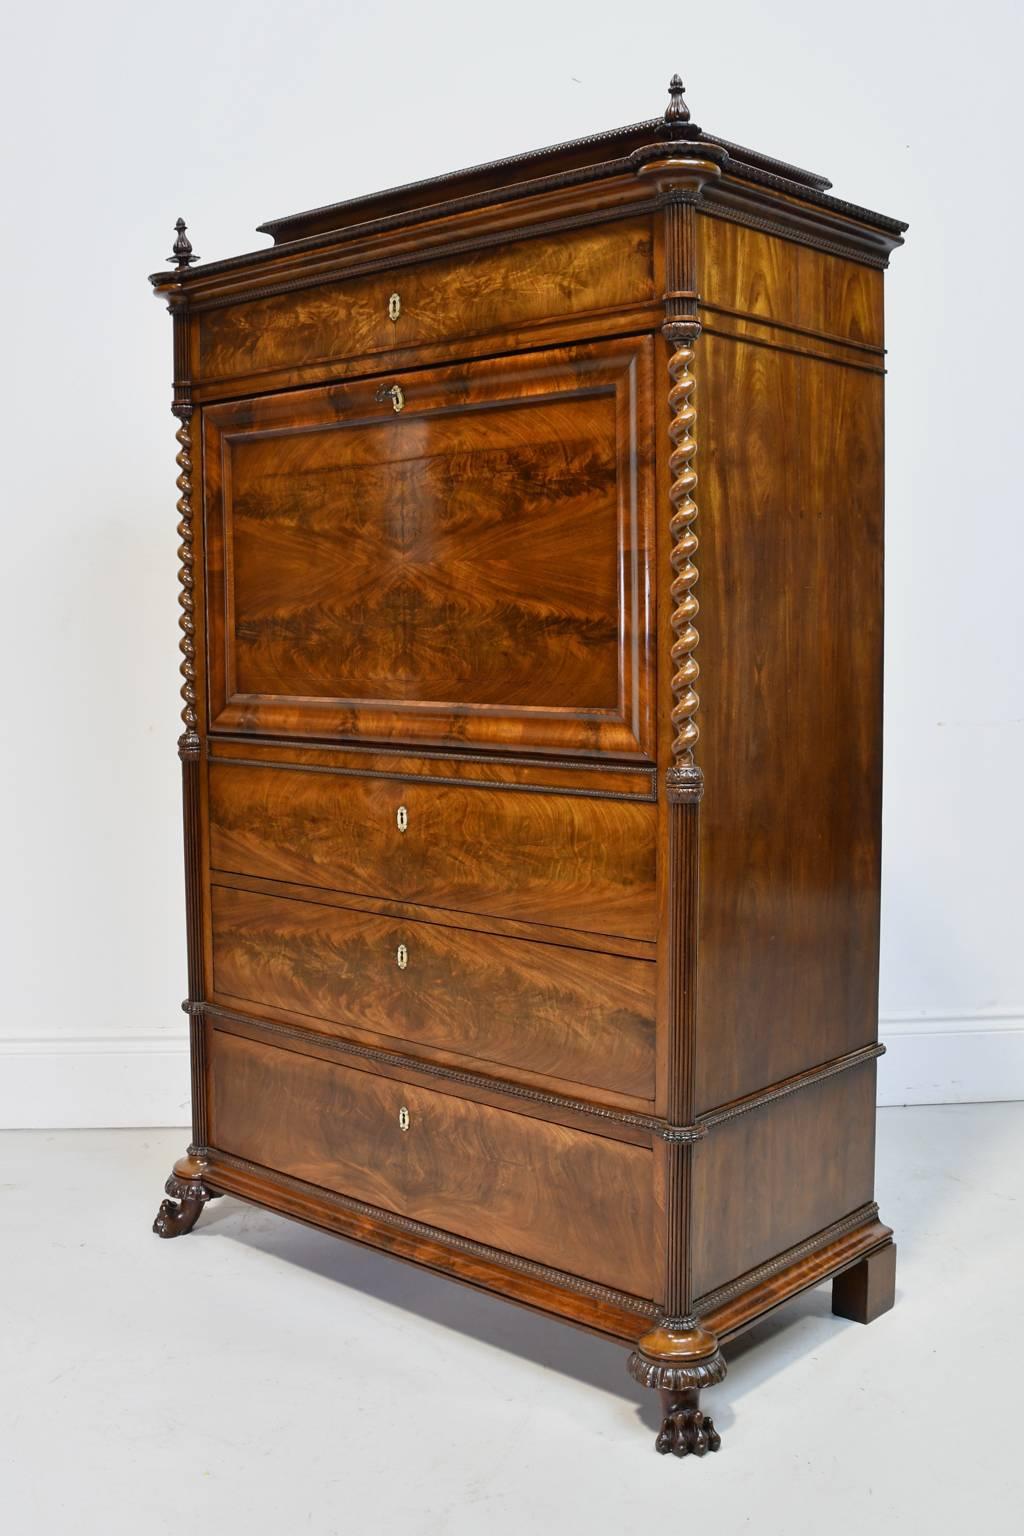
xmin=168 ymin=217 xmax=199 ymax=269
xmin=665 ymin=74 xmax=690 ymax=125
xmin=660 ymin=73 xmax=701 ymax=142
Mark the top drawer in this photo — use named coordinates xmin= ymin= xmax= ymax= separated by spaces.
xmin=195 ymin=217 xmax=655 ymax=391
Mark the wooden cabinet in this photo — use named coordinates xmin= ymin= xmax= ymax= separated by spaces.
xmin=151 ymin=75 xmax=907 ymax=1459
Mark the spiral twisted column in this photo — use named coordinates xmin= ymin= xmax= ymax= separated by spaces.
xmin=174 ymin=407 xmax=199 ymax=755
xmin=666 ymin=322 xmax=701 ymax=782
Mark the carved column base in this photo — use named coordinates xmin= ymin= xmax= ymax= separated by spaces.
xmin=153 ymin=1152 xmax=220 ymax=1239
xmin=628 ymin=1320 xmax=726 ymax=1457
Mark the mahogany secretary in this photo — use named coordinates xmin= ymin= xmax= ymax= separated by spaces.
xmin=151 ymin=76 xmax=907 ymax=1457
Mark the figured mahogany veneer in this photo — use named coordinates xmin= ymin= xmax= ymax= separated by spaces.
xmin=210 ymin=883 xmax=656 ymax=1101
xmin=151 ymin=74 xmax=906 ymax=1460
xmin=207 ymin=760 xmax=658 ymax=942
xmin=203 ymin=340 xmax=655 ymax=757
xmin=198 ymin=217 xmax=655 ymax=389
xmin=207 ymin=1024 xmax=655 ymax=1298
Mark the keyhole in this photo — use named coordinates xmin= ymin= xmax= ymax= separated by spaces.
xmin=388 ymin=292 xmax=401 ymax=323
xmin=398 ymin=1106 xmax=410 ymax=1132
xmin=396 ymin=943 xmax=408 ymax=970
xmin=396 ymin=805 xmax=408 ymax=833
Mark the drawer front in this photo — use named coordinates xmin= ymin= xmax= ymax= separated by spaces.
xmin=197 ymin=217 xmax=654 ymax=386
xmin=202 ymin=338 xmax=655 ymax=758
xmin=208 ymin=762 xmax=657 ymax=942
xmin=210 ymin=885 xmax=656 ymax=1101
xmin=208 ymin=1026 xmax=655 ymax=1298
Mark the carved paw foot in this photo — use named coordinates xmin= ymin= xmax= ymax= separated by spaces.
xmin=152 ymin=1161 xmax=219 ymax=1238
xmin=153 ymin=1192 xmax=206 ymax=1238
xmin=655 ymin=1401 xmax=722 ymax=1458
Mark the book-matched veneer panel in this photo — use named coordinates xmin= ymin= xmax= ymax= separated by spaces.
xmin=694 ymin=324 xmax=885 ymax=1110
xmin=207 ymin=760 xmax=658 ymax=942
xmin=203 ymin=339 xmax=654 ymax=758
xmin=210 ymin=884 xmax=656 ymax=1101
xmin=691 ymin=1062 xmax=877 ymax=1299
xmin=196 ymin=217 xmax=655 ymax=387
xmin=206 ymin=1024 xmax=656 ymax=1298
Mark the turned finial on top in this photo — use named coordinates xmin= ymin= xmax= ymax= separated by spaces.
xmin=167 ymin=217 xmax=199 ymax=269
xmin=665 ymin=74 xmax=690 ymax=125
xmin=660 ymin=73 xmax=702 ymax=142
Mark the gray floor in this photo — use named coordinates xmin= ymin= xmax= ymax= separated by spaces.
xmin=2 ymin=1103 xmax=1021 ymax=1534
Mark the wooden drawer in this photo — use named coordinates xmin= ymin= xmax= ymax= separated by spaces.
xmin=207 ymin=1024 xmax=655 ymax=1298
xmin=196 ymin=217 xmax=654 ymax=388
xmin=210 ymin=884 xmax=656 ymax=1101
xmin=208 ymin=760 xmax=657 ymax=942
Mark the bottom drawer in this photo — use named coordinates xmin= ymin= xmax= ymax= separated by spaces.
xmin=207 ymin=1025 xmax=654 ymax=1298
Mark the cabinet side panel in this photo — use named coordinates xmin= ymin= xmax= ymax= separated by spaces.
xmin=691 ymin=1063 xmax=877 ymax=1297
xmin=695 ymin=237 xmax=884 ymax=1112
xmin=700 ymin=214 xmax=884 ymax=347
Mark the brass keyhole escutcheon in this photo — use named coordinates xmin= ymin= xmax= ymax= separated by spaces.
xmin=374 ymin=382 xmax=405 ymax=413
xmin=396 ymin=943 xmax=409 ymax=970
xmin=396 ymin=805 xmax=408 ymax=833
xmin=398 ymin=1106 xmax=410 ymax=1132
xmin=388 ymin=292 xmax=401 ymax=323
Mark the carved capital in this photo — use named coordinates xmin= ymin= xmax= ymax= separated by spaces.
xmin=663 ymin=318 xmax=702 ymax=345
xmin=632 ymin=147 xmax=727 ymax=190
xmin=666 ymin=764 xmax=704 ymax=804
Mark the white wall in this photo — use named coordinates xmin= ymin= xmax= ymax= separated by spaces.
xmin=1 ymin=0 xmax=1020 ymax=1127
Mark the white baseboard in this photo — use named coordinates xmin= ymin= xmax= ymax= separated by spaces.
xmin=0 ymin=1034 xmax=191 ymax=1129
xmin=0 ymin=1015 xmax=1021 ymax=1127
xmin=877 ymin=1012 xmax=1024 ymax=1106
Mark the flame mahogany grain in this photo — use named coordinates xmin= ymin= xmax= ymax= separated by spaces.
xmin=207 ymin=760 xmax=658 ymax=943
xmin=151 ymin=77 xmax=906 ymax=1459
xmin=209 ymin=883 xmax=656 ymax=1101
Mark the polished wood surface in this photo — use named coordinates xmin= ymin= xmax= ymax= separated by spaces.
xmin=210 ymin=883 xmax=656 ymax=1100
xmin=693 ymin=312 xmax=885 ymax=1110
xmin=198 ymin=218 xmax=654 ymax=385
xmin=196 ymin=1141 xmax=893 ymax=1348
xmin=210 ymin=868 xmax=654 ymax=964
xmin=207 ymin=1024 xmax=655 ymax=1297
xmin=208 ymin=760 xmax=658 ymax=941
xmin=203 ymin=340 xmax=654 ymax=756
xmin=691 ymin=1063 xmax=878 ymax=1296
xmin=152 ymin=78 xmax=905 ymax=1456
xmin=209 ymin=737 xmax=657 ymax=802
xmin=699 ymin=214 xmax=884 ymax=347
xmin=831 ymin=1240 xmax=897 ymax=1324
